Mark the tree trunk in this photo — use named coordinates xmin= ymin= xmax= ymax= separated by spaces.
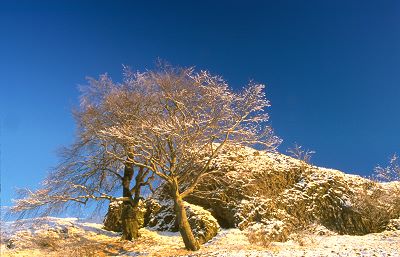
xmin=121 ymin=201 xmax=138 ymax=240
xmin=121 ymin=162 xmax=140 ymax=240
xmin=171 ymin=178 xmax=200 ymax=251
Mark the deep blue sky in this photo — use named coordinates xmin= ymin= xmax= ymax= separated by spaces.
xmin=1 ymin=0 xmax=399 ymax=207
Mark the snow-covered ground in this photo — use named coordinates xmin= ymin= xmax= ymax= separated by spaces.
xmin=1 ymin=217 xmax=399 ymax=256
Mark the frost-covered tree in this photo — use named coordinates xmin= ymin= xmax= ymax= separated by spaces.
xmin=11 ymin=71 xmax=157 ymax=240
xmin=98 ymin=66 xmax=281 ymax=250
xmin=287 ymin=143 xmax=315 ymax=165
xmin=374 ymin=154 xmax=400 ymax=182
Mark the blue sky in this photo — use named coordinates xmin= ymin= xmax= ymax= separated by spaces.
xmin=1 ymin=0 xmax=399 ymax=207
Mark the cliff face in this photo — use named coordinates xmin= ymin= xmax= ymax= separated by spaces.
xmin=104 ymin=145 xmax=400 ymax=242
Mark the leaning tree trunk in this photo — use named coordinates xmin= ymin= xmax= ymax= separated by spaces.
xmin=171 ymin=178 xmax=200 ymax=251
xmin=121 ymin=162 xmax=141 ymax=240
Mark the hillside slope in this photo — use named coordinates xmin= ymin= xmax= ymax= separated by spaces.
xmin=1 ymin=217 xmax=400 ymax=256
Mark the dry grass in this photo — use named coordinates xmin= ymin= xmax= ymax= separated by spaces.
xmin=353 ymin=181 xmax=400 ymax=233
xmin=246 ymin=228 xmax=273 ymax=248
xmin=289 ymin=230 xmax=317 ymax=247
xmin=246 ymin=223 xmax=319 ymax=249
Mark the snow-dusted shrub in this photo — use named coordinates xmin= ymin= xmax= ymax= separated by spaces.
xmin=287 ymin=143 xmax=316 ymax=166
xmin=246 ymin=220 xmax=292 ymax=247
xmin=35 ymin=233 xmax=60 ymax=250
xmin=290 ymin=231 xmax=316 ymax=247
xmin=287 ymin=224 xmax=331 ymax=246
xmin=247 ymin=222 xmax=324 ymax=247
xmin=353 ymin=181 xmax=400 ymax=232
xmin=374 ymin=154 xmax=400 ymax=182
xmin=305 ymin=223 xmax=337 ymax=236
xmin=246 ymin=226 xmax=272 ymax=247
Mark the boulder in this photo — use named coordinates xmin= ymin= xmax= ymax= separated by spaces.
xmin=103 ymin=200 xmax=146 ymax=232
xmin=103 ymin=200 xmax=123 ymax=232
xmin=246 ymin=219 xmax=293 ymax=245
xmin=145 ymin=199 xmax=220 ymax=244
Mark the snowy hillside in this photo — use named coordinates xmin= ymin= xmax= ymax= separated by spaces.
xmin=1 ymin=217 xmax=399 ymax=256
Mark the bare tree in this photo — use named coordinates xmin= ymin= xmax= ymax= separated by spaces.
xmin=287 ymin=143 xmax=315 ymax=165
xmin=374 ymin=154 xmax=400 ymax=182
xmin=11 ymin=72 xmax=156 ymax=240
xmin=98 ymin=66 xmax=281 ymax=250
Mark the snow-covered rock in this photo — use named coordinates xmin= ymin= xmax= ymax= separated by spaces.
xmin=145 ymin=199 xmax=220 ymax=244
xmin=103 ymin=199 xmax=147 ymax=232
xmin=185 ymin=145 xmax=400 ymax=237
xmin=386 ymin=218 xmax=400 ymax=231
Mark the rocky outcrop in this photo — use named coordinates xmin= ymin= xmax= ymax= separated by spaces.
xmin=185 ymin=145 xmax=400 ymax=238
xmin=103 ymin=199 xmax=220 ymax=244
